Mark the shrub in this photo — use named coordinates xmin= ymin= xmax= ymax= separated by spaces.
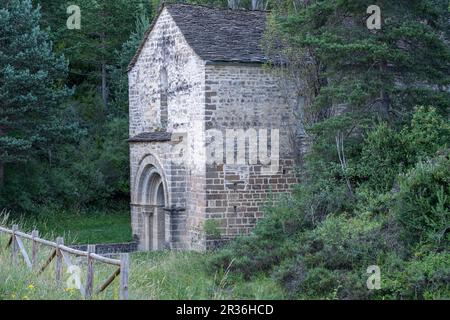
xmin=393 ymin=153 xmax=450 ymax=249
xmin=272 ymin=212 xmax=404 ymax=299
xmin=379 ymin=252 xmax=450 ymax=300
xmin=402 ymin=106 xmax=450 ymax=162
xmin=298 ymin=267 xmax=338 ymax=299
xmin=203 ymin=219 xmax=221 ymax=238
xmin=209 ymin=234 xmax=296 ymax=279
xmin=357 ymin=123 xmax=407 ymax=192
xmin=355 ymin=106 xmax=449 ymax=194
xmin=211 ymin=107 xmax=449 ymax=299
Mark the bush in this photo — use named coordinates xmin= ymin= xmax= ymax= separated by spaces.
xmin=357 ymin=123 xmax=407 ymax=192
xmin=273 ymin=212 xmax=404 ymax=299
xmin=379 ymin=251 xmax=450 ymax=300
xmin=355 ymin=106 xmax=449 ymax=193
xmin=393 ymin=153 xmax=450 ymax=249
xmin=208 ymin=185 xmax=350 ymax=278
xmin=211 ymin=107 xmax=449 ymax=299
xmin=402 ymin=106 xmax=450 ymax=162
xmin=203 ymin=219 xmax=221 ymax=238
xmin=209 ymin=234 xmax=296 ymax=279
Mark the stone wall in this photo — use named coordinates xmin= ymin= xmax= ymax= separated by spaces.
xmin=128 ymin=8 xmax=205 ymax=137
xmin=71 ymin=242 xmax=138 ymax=255
xmin=128 ymin=8 xmax=206 ymax=251
xmin=128 ymin=9 xmax=300 ymax=251
xmin=201 ymin=64 xmax=299 ymax=249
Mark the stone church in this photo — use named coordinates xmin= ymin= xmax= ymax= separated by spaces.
xmin=127 ymin=3 xmax=299 ymax=251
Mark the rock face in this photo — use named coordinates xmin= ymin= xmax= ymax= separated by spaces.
xmin=128 ymin=3 xmax=300 ymax=251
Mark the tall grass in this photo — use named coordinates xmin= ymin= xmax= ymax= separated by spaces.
xmin=129 ymin=252 xmax=285 ymax=300
xmin=4 ymin=206 xmax=132 ymax=245
xmin=0 ymin=211 xmax=126 ymax=300
xmin=0 ymin=212 xmax=286 ymax=300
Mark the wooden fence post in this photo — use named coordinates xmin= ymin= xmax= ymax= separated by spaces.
xmin=85 ymin=245 xmax=95 ymax=299
xmin=0 ymin=226 xmax=127 ymax=300
xmin=31 ymin=230 xmax=39 ymax=270
xmin=11 ymin=225 xmax=18 ymax=265
xmin=15 ymin=234 xmax=32 ymax=270
xmin=119 ymin=253 xmax=129 ymax=300
xmin=55 ymin=237 xmax=64 ymax=285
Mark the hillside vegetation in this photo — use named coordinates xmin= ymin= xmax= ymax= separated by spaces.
xmin=0 ymin=229 xmax=284 ymax=300
xmin=207 ymin=0 xmax=450 ymax=299
xmin=211 ymin=107 xmax=450 ymax=299
xmin=0 ymin=0 xmax=449 ymax=300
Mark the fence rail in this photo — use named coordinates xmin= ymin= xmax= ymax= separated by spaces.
xmin=0 ymin=224 xmax=129 ymax=299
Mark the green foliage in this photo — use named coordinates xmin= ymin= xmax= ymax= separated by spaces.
xmin=379 ymin=251 xmax=450 ymax=299
xmin=0 ymin=0 xmax=153 ymax=211
xmin=0 ymin=225 xmax=285 ymax=299
xmin=5 ymin=205 xmax=132 ymax=244
xmin=213 ymin=106 xmax=450 ymax=299
xmin=357 ymin=123 xmax=407 ymax=192
xmin=269 ymin=0 xmax=450 ymax=144
xmin=394 ymin=154 xmax=450 ymax=249
xmin=356 ymin=106 xmax=450 ymax=193
xmin=0 ymin=0 xmax=73 ymax=178
xmin=109 ymin=13 xmax=151 ymax=115
xmin=203 ymin=219 xmax=221 ymax=238
xmin=401 ymin=106 xmax=450 ymax=161
xmin=262 ymin=6 xmax=450 ymax=291
xmin=37 ymin=0 xmax=151 ymax=104
xmin=272 ymin=212 xmax=403 ymax=299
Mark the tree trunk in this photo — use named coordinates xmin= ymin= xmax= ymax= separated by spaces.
xmin=379 ymin=60 xmax=390 ymax=119
xmin=0 ymin=161 xmax=4 ymax=188
xmin=0 ymin=127 xmax=4 ymax=187
xmin=100 ymin=22 xmax=108 ymax=111
xmin=101 ymin=62 xmax=108 ymax=110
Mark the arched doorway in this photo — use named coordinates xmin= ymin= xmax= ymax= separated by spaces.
xmin=148 ymin=172 xmax=167 ymax=250
xmin=134 ymin=157 xmax=169 ymax=251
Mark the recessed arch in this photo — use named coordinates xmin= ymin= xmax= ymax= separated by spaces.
xmin=133 ymin=153 xmax=170 ymax=250
xmin=133 ymin=153 xmax=169 ymax=206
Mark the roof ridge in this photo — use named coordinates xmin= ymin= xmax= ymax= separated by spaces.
xmin=127 ymin=2 xmax=268 ymax=72
xmin=164 ymin=2 xmax=270 ymax=14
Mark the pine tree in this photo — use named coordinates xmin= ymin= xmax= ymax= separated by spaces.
xmin=267 ymin=0 xmax=450 ymax=131
xmin=0 ymin=0 xmax=72 ymax=186
xmin=263 ymin=0 xmax=450 ymax=216
xmin=35 ymin=0 xmax=151 ymax=111
xmin=109 ymin=13 xmax=151 ymax=116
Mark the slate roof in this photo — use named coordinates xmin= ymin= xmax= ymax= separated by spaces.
xmin=128 ymin=3 xmax=268 ymax=71
xmin=128 ymin=131 xmax=172 ymax=143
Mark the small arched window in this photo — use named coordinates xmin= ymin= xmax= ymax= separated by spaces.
xmin=159 ymin=68 xmax=168 ymax=129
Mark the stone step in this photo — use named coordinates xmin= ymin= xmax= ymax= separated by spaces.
xmin=70 ymin=242 xmax=138 ymax=255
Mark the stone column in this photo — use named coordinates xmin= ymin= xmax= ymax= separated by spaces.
xmin=153 ymin=206 xmax=166 ymax=250
xmin=143 ymin=205 xmax=154 ymax=251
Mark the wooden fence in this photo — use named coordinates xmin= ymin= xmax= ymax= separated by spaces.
xmin=0 ymin=224 xmax=129 ymax=300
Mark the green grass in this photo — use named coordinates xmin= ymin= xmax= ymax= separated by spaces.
xmin=0 ymin=211 xmax=286 ymax=300
xmin=5 ymin=207 xmax=132 ymax=245
xmin=0 ymin=232 xmax=285 ymax=300
xmin=129 ymin=251 xmax=286 ymax=300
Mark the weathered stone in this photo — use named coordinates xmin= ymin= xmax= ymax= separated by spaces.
xmin=128 ymin=4 xmax=300 ymax=251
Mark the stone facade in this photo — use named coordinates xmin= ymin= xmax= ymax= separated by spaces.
xmin=201 ymin=64 xmax=298 ymax=248
xmin=128 ymin=4 xmax=299 ymax=251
